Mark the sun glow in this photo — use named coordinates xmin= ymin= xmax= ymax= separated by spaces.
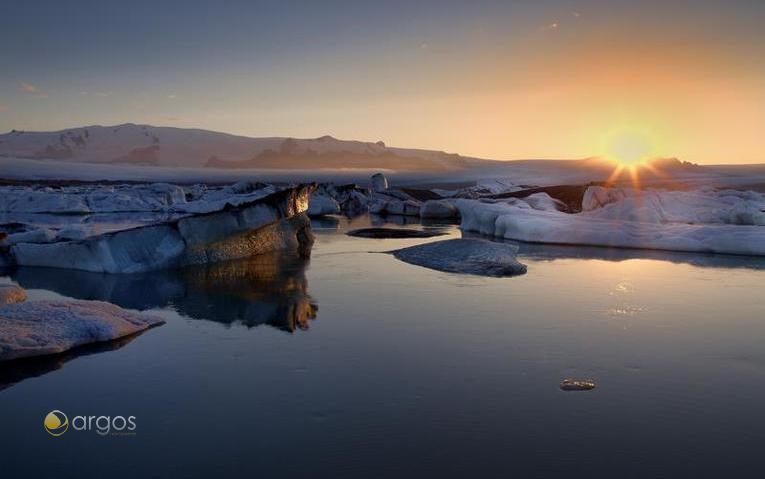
xmin=599 ymin=127 xmax=658 ymax=166
xmin=595 ymin=125 xmax=672 ymax=189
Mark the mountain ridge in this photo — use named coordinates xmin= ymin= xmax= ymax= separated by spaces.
xmin=0 ymin=123 xmax=494 ymax=172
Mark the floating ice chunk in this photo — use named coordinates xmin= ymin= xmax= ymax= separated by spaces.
xmin=582 ymin=186 xmax=765 ymax=225
xmin=522 ymin=192 xmax=567 ymax=212
xmin=560 ymin=379 xmax=596 ymax=391
xmin=0 ymin=188 xmax=90 ymax=214
xmin=476 ymin=178 xmax=524 ymax=194
xmin=0 ymin=300 xmax=164 ymax=361
xmin=371 ymin=172 xmax=389 ymax=192
xmin=385 ymin=199 xmax=421 ymax=216
xmin=420 ymin=199 xmax=459 ymax=218
xmin=391 ymin=238 xmax=527 ymax=276
xmin=455 ymin=196 xmax=765 ymax=256
xmin=307 ymin=193 xmax=341 ymax=216
xmin=581 ymin=186 xmax=629 ymax=211
xmin=7 ymin=185 xmax=315 ymax=273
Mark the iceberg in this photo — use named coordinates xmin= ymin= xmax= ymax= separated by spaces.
xmin=455 ymin=186 xmax=765 ymax=256
xmin=420 ymin=199 xmax=460 ymax=219
xmin=3 ymin=185 xmax=316 ymax=273
xmin=0 ymin=299 xmax=164 ymax=361
xmin=391 ymin=238 xmax=527 ymax=276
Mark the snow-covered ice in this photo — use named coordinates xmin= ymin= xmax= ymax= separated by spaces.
xmin=0 ymin=299 xmax=164 ymax=361
xmin=456 ymin=186 xmax=765 ymax=256
xmin=582 ymin=186 xmax=765 ymax=225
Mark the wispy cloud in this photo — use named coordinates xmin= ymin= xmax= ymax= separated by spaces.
xmin=19 ymin=82 xmax=48 ymax=98
xmin=80 ymin=90 xmax=113 ymax=97
xmin=159 ymin=116 xmax=188 ymax=123
xmin=167 ymin=94 xmax=177 ymax=99
xmin=541 ymin=22 xmax=560 ymax=32
xmin=19 ymin=82 xmax=38 ymax=93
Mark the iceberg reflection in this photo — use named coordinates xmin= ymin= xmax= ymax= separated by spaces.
xmin=10 ymin=252 xmax=318 ymax=332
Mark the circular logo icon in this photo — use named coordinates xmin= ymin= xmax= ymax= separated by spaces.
xmin=44 ymin=410 xmax=69 ymax=437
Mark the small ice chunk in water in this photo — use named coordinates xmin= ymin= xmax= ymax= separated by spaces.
xmin=560 ymin=379 xmax=596 ymax=391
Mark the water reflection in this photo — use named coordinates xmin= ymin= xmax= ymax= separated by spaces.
xmin=462 ymin=231 xmax=765 ymax=270
xmin=0 ymin=332 xmax=142 ymax=391
xmin=11 ymin=253 xmax=318 ymax=332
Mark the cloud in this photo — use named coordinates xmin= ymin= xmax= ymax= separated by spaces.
xmin=541 ymin=22 xmax=560 ymax=31
xmin=159 ymin=116 xmax=187 ymax=123
xmin=19 ymin=82 xmax=38 ymax=93
xmin=81 ymin=91 xmax=112 ymax=97
xmin=572 ymin=11 xmax=581 ymax=18
xmin=19 ymin=82 xmax=48 ymax=98
xmin=167 ymin=94 xmax=177 ymax=99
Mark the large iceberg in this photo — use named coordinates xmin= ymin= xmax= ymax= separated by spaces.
xmin=2 ymin=185 xmax=315 ymax=273
xmin=456 ymin=187 xmax=765 ymax=256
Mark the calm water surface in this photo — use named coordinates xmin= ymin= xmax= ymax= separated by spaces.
xmin=2 ymin=215 xmax=765 ymax=478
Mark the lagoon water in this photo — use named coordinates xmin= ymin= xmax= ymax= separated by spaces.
xmin=2 ymin=215 xmax=765 ymax=478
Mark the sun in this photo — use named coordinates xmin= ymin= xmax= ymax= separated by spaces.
xmin=599 ymin=127 xmax=657 ymax=166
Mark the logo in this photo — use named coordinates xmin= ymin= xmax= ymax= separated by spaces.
xmin=43 ymin=410 xmax=137 ymax=437
xmin=44 ymin=410 xmax=69 ymax=436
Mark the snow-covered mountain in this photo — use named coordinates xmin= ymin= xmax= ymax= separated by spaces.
xmin=0 ymin=124 xmax=489 ymax=172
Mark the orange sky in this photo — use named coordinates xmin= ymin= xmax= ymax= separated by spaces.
xmin=2 ymin=1 xmax=764 ymax=164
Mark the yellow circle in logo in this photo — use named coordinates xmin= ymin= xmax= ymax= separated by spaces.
xmin=44 ymin=410 xmax=69 ymax=437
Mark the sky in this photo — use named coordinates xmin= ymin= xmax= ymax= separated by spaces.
xmin=1 ymin=0 xmax=764 ymax=164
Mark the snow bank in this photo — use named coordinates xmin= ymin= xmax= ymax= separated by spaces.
xmin=0 ymin=300 xmax=164 ymax=361
xmin=456 ymin=187 xmax=765 ymax=256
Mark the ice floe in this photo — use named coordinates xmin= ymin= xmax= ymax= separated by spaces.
xmin=0 ymin=299 xmax=164 ymax=361
xmin=391 ymin=238 xmax=527 ymax=276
